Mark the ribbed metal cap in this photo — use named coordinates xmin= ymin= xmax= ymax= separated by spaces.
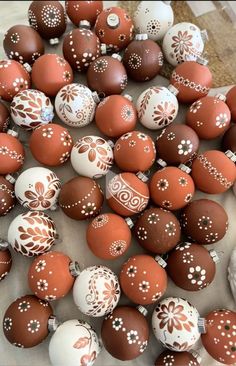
xmin=179 ymin=163 xmax=191 ymax=174
xmin=198 ymin=317 xmax=206 ymax=334
xmin=157 ymin=158 xmax=167 ymax=168
xmin=135 ymin=33 xmax=148 ymax=41
xmin=100 ymin=43 xmax=107 ymax=55
xmin=41 ymin=108 xmax=54 ymax=122
xmin=7 ymin=129 xmax=18 ymax=137
xmin=155 ymin=255 xmax=167 ymax=268
xmin=107 ymin=140 xmax=114 ymax=149
xmin=107 ymin=13 xmax=120 ymax=28
xmin=79 ymin=20 xmax=91 ymax=29
xmin=0 ymin=239 xmax=9 ymax=250
xmin=136 ymin=171 xmax=149 ymax=182
xmin=69 ymin=261 xmax=81 ymax=277
xmin=136 ymin=305 xmax=148 ymax=317
xmin=225 ymin=150 xmax=236 ymax=162
xmin=168 ymin=84 xmax=179 ymax=96
xmin=49 ymin=38 xmax=59 ymax=45
xmin=5 ymin=174 xmax=15 ymax=184
xmin=92 ymin=91 xmax=100 ymax=104
xmin=50 ymin=203 xmax=58 ymax=211
xmin=48 ymin=315 xmax=60 ymax=332
xmin=111 ymin=53 xmax=122 ymax=62
xmin=215 ymin=93 xmax=226 ymax=102
xmin=125 ymin=217 xmax=134 ymax=229
xmin=190 ymin=350 xmax=202 ymax=364
xmin=196 ymin=56 xmax=208 ymax=66
xmin=124 ymin=94 xmax=133 ymax=101
xmin=200 ymin=29 xmax=209 ymax=42
xmin=23 ymin=63 xmax=31 ymax=73
xmin=210 ymin=250 xmax=220 ymax=264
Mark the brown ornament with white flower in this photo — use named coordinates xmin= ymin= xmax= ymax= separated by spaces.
xmin=0 ymin=102 xmax=9 ymax=132
xmin=155 ymin=350 xmax=201 ymax=366
xmin=0 ymin=131 xmax=25 ymax=175
xmin=65 ymin=1 xmax=103 ymax=26
xmin=0 ymin=249 xmax=12 ymax=281
xmin=0 ymin=175 xmax=16 ymax=216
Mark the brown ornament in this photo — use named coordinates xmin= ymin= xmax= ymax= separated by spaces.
xmin=226 ymin=85 xmax=236 ymax=122
xmin=65 ymin=1 xmax=103 ymax=26
xmin=222 ymin=125 xmax=236 ymax=153
xmin=0 ymin=131 xmax=25 ymax=175
xmin=0 ymin=175 xmax=16 ymax=216
xmin=0 ymin=102 xmax=9 ymax=132
xmin=0 ymin=249 xmax=12 ymax=281
xmin=155 ymin=350 xmax=201 ymax=366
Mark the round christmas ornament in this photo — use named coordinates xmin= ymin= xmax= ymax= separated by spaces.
xmin=10 ymin=89 xmax=54 ymax=130
xmin=0 ymin=131 xmax=25 ymax=175
xmin=86 ymin=213 xmax=132 ymax=260
xmin=136 ymin=85 xmax=179 ymax=130
xmin=119 ymin=254 xmax=167 ymax=305
xmin=134 ymin=207 xmax=181 ymax=254
xmin=114 ymin=131 xmax=156 ymax=172
xmin=201 ymin=309 xmax=236 ymax=364
xmin=101 ymin=305 xmax=149 ymax=361
xmin=191 ymin=150 xmax=236 ymax=194
xmin=0 ymin=102 xmax=10 ymax=132
xmin=134 ymin=1 xmax=174 ymax=41
xmin=0 ymin=175 xmax=16 ymax=216
xmin=29 ymin=124 xmax=73 ymax=166
xmin=65 ymin=1 xmax=103 ymax=26
xmin=107 ymin=172 xmax=149 ymax=217
xmin=7 ymin=211 xmax=57 ymax=257
xmin=15 ymin=167 xmax=61 ymax=211
xmin=181 ymin=199 xmax=228 ymax=245
xmin=3 ymin=24 xmax=44 ymax=65
xmin=70 ymin=135 xmax=113 ymax=178
xmin=87 ymin=54 xmax=127 ymax=97
xmin=0 ymin=60 xmax=30 ymax=102
xmin=3 ymin=294 xmax=53 ymax=348
xmin=222 ymin=125 xmax=236 ymax=153
xmin=49 ymin=319 xmax=101 ymax=366
xmin=156 ymin=124 xmax=199 ymax=165
xmin=186 ymin=94 xmax=231 ymax=139
xmin=95 ymin=6 xmax=134 ymax=52
xmin=31 ymin=54 xmax=73 ymax=97
xmin=0 ymin=248 xmax=12 ymax=281
xmin=28 ymin=1 xmax=67 ymax=44
xmin=73 ymin=265 xmax=120 ymax=317
xmin=150 ymin=166 xmax=195 ymax=210
xmin=155 ymin=350 xmax=201 ymax=366
xmin=226 ymin=85 xmax=236 ymax=122
xmin=95 ymin=94 xmax=137 ymax=137
xmin=59 ymin=176 xmax=104 ymax=220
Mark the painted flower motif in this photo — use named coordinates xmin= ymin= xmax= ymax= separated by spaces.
xmin=190 ymin=100 xmax=202 ymax=113
xmin=153 ymin=102 xmax=176 ymax=127
xmin=197 ymin=216 xmax=212 ymax=230
xmin=27 ymin=319 xmax=40 ymax=333
xmin=144 ymin=146 xmax=150 ymax=153
xmin=92 ymin=214 xmax=109 ymax=229
xmin=60 ymin=85 xmax=79 ymax=102
xmin=42 ymin=127 xmax=53 ymax=138
xmin=103 ymin=280 xmax=120 ymax=304
xmin=18 ymin=301 xmax=30 ymax=312
xmin=163 ymin=354 xmax=175 ymax=366
xmin=140 ymin=340 xmax=148 ymax=353
xmin=59 ymin=152 xmax=70 ymax=164
xmin=127 ymin=330 xmax=139 ymax=344
xmin=0 ymin=146 xmax=9 ymax=155
xmin=109 ymin=240 xmax=126 ymax=257
xmin=179 ymin=177 xmax=188 ymax=186
xmin=137 ymin=227 xmax=147 ymax=240
xmin=25 ymin=182 xmax=55 ymax=209
xmin=81 ymin=202 xmax=97 ymax=216
xmin=167 ymin=132 xmax=176 ymax=141
xmin=205 ymin=232 xmax=219 ymax=243
xmin=62 ymin=71 xmax=71 ymax=82
xmin=187 ymin=266 xmax=206 ymax=286
xmin=172 ymin=31 xmax=193 ymax=55
xmin=121 ymin=132 xmax=132 ymax=140
xmin=152 ymin=292 xmax=162 ymax=302
xmin=165 ymin=221 xmax=176 ymax=236
xmin=178 ymin=140 xmax=193 ymax=155
xmin=37 ymin=279 xmax=48 ymax=291
xmin=185 ymin=193 xmax=192 ymax=203
xmin=162 ymin=200 xmax=172 ymax=208
xmin=139 ymin=280 xmax=150 ymax=293
xmin=12 ymin=77 xmax=28 ymax=92
xmin=182 ymin=252 xmax=194 ymax=264
xmin=216 ymin=113 xmax=228 ymax=128
xmin=119 ymin=33 xmax=126 ymax=41
xmin=56 ymin=57 xmax=66 ymax=66
xmin=126 ymin=265 xmax=137 ymax=277
xmin=98 ymin=29 xmax=105 ymax=38
xmin=112 ymin=317 xmax=123 ymax=331
xmin=9 ymin=150 xmax=18 ymax=159
xmin=45 ymin=294 xmax=57 ymax=301
xmin=129 ymin=140 xmax=136 ymax=147
xmin=93 ymin=58 xmax=108 ymax=73
xmin=157 ymin=178 xmax=169 ymax=191
xmin=137 ymin=132 xmax=148 ymax=141
xmin=3 ymin=317 xmax=12 ymax=331
xmin=75 ymin=136 xmax=107 ymax=162
xmin=60 ymin=131 xmax=72 ymax=146
xmin=35 ymin=259 xmax=46 ymax=272
xmin=147 ymin=213 xmax=160 ymax=224
xmin=128 ymin=53 xmax=142 ymax=70
xmin=157 ymin=301 xmax=192 ymax=333
xmin=147 ymin=19 xmax=160 ymax=35
xmin=121 ymin=105 xmax=134 ymax=122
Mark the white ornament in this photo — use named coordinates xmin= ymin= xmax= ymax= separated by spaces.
xmin=136 ymin=86 xmax=178 ymax=130
xmin=134 ymin=1 xmax=174 ymax=41
xmin=15 ymin=167 xmax=61 ymax=211
xmin=228 ymin=247 xmax=236 ymax=305
xmin=49 ymin=319 xmax=101 ymax=366
xmin=70 ymin=135 xmax=114 ymax=179
xmin=55 ymin=83 xmax=98 ymax=127
xmin=73 ymin=265 xmax=120 ymax=317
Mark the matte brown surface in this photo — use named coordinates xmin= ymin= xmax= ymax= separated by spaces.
xmin=222 ymin=125 xmax=236 ymax=153
xmin=66 ymin=1 xmax=103 ymax=26
xmin=0 ymin=176 xmax=15 ymax=216
xmin=0 ymin=102 xmax=9 ymax=132
xmin=0 ymin=249 xmax=12 ymax=281
xmin=226 ymin=86 xmax=236 ymax=122
xmin=0 ymin=133 xmax=25 ymax=174
xmin=155 ymin=350 xmax=201 ymax=366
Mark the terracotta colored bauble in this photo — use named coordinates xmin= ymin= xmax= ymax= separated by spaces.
xmin=222 ymin=125 xmax=236 ymax=153
xmin=31 ymin=54 xmax=73 ymax=97
xmin=201 ymin=309 xmax=236 ymax=365
xmin=191 ymin=150 xmax=236 ymax=194
xmin=156 ymin=124 xmax=199 ymax=165
xmin=101 ymin=306 xmax=149 ymax=361
xmin=7 ymin=211 xmax=57 ymax=257
xmin=3 ymin=295 xmax=53 ymax=348
xmin=70 ymin=136 xmax=113 ymax=178
xmin=114 ymin=131 xmax=156 ymax=172
xmin=170 ymin=59 xmax=212 ymax=104
xmin=86 ymin=213 xmax=131 ymax=259
xmin=10 ymin=89 xmax=54 ymax=130
xmin=123 ymin=34 xmax=163 ymax=81
xmin=134 ymin=207 xmax=181 ymax=254
xmin=0 ymin=249 xmax=12 ymax=281
xmin=186 ymin=94 xmax=231 ymax=139
xmin=95 ymin=6 xmax=134 ymax=52
xmin=59 ymin=176 xmax=104 ymax=220
xmin=136 ymin=85 xmax=179 ymax=130
xmin=73 ymin=265 xmax=120 ymax=317
xmin=0 ymin=102 xmax=10 ymax=132
xmin=107 ymin=172 xmax=149 ymax=217
xmin=181 ymin=199 xmax=229 ymax=245
xmin=3 ymin=25 xmax=44 ymax=65
xmin=95 ymin=94 xmax=137 ymax=137
xmin=119 ymin=254 xmax=167 ymax=305
xmin=152 ymin=297 xmax=201 ymax=351
xmin=0 ymin=60 xmax=30 ymax=102
xmin=87 ymin=54 xmax=127 ymax=97
xmin=0 ymin=131 xmax=25 ymax=175
xmin=28 ymin=1 xmax=67 ymax=43
xmin=28 ymin=251 xmax=79 ymax=301
xmin=29 ymin=123 xmax=73 ymax=166
xmin=65 ymin=1 xmax=103 ymax=26
xmin=167 ymin=242 xmax=218 ymax=291
xmin=134 ymin=1 xmax=174 ymax=41
xmin=155 ymin=350 xmax=201 ymax=366
xmin=55 ymin=83 xmax=98 ymax=128
xmin=150 ymin=166 xmax=195 ymax=210
xmin=49 ymin=319 xmax=101 ymax=366
xmin=226 ymin=85 xmax=236 ymax=122
xmin=0 ymin=175 xmax=16 ymax=216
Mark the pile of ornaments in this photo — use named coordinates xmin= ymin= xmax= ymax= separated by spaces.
xmin=0 ymin=1 xmax=236 ymax=366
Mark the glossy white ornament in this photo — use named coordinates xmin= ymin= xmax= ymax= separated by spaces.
xmin=134 ymin=1 xmax=174 ymax=41
xmin=228 ymin=246 xmax=236 ymax=305
xmin=49 ymin=319 xmax=101 ymax=366
xmin=15 ymin=167 xmax=61 ymax=211
xmin=73 ymin=265 xmax=120 ymax=317
xmin=70 ymin=135 xmax=114 ymax=179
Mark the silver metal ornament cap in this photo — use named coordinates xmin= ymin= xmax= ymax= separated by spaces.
xmin=111 ymin=53 xmax=122 ymax=62
xmin=23 ymin=63 xmax=31 ymax=73
xmin=157 ymin=158 xmax=167 ymax=168
xmin=196 ymin=56 xmax=208 ymax=66
xmin=48 ymin=315 xmax=60 ymax=332
xmin=41 ymin=108 xmax=54 ymax=122
xmin=0 ymin=239 xmax=9 ymax=250
xmin=168 ymin=84 xmax=179 ymax=96
xmin=100 ymin=43 xmax=107 ymax=55
xmin=125 ymin=217 xmax=134 ymax=229
xmin=200 ymin=29 xmax=209 ymax=43
xmin=92 ymin=91 xmax=100 ymax=104
xmin=155 ymin=255 xmax=167 ymax=268
xmin=136 ymin=305 xmax=148 ymax=317
xmin=198 ymin=317 xmax=207 ymax=334
xmin=49 ymin=38 xmax=59 ymax=45
xmin=215 ymin=93 xmax=226 ymax=102
xmin=5 ymin=174 xmax=15 ymax=184
xmin=179 ymin=163 xmax=191 ymax=174
xmin=210 ymin=250 xmax=220 ymax=264
xmin=7 ymin=129 xmax=18 ymax=138
xmin=124 ymin=94 xmax=133 ymax=101
xmin=135 ymin=33 xmax=148 ymax=41
xmin=69 ymin=261 xmax=81 ymax=277
xmin=79 ymin=20 xmax=91 ymax=29
xmin=136 ymin=171 xmax=149 ymax=182
xmin=107 ymin=13 xmax=120 ymax=28
xmin=190 ymin=350 xmax=202 ymax=364
xmin=50 ymin=203 xmax=58 ymax=211
xmin=225 ymin=150 xmax=236 ymax=162
xmin=107 ymin=140 xmax=114 ymax=149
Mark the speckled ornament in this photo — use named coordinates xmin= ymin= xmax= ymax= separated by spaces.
xmin=0 ymin=102 xmax=10 ymax=132
xmin=65 ymin=1 xmax=103 ymax=26
xmin=0 ymin=131 xmax=25 ymax=175
xmin=0 ymin=249 xmax=12 ymax=281
xmin=0 ymin=175 xmax=15 ymax=216
xmin=222 ymin=125 xmax=236 ymax=153
xmin=226 ymin=86 xmax=236 ymax=122
xmin=155 ymin=350 xmax=201 ymax=366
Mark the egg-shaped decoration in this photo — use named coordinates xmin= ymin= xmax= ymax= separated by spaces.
xmin=29 ymin=124 xmax=73 ymax=166
xmin=156 ymin=124 xmax=199 ymax=165
xmin=70 ymin=136 xmax=113 ymax=179
xmin=201 ymin=309 xmax=236 ymax=365
xmin=3 ymin=25 xmax=44 ymax=65
xmin=49 ymin=319 xmax=101 ymax=366
xmin=31 ymin=54 xmax=73 ymax=97
xmin=59 ymin=176 xmax=104 ymax=220
xmin=155 ymin=350 xmax=201 ymax=366
xmin=107 ymin=172 xmax=149 ymax=217
xmin=0 ymin=60 xmax=30 ymax=102
xmin=87 ymin=54 xmax=127 ymax=97
xmin=0 ymin=102 xmax=10 ymax=132
xmin=134 ymin=207 xmax=181 ymax=254
xmin=134 ymin=1 xmax=174 ymax=41
xmin=65 ymin=0 xmax=103 ymax=26
xmin=191 ymin=150 xmax=236 ymax=194
xmin=101 ymin=305 xmax=149 ymax=361
xmin=0 ymin=175 xmax=16 ymax=216
xmin=73 ymin=265 xmax=120 ymax=317
xmin=181 ymin=199 xmax=228 ymax=245
xmin=226 ymin=85 xmax=236 ymax=122
xmin=0 ymin=131 xmax=25 ymax=175
xmin=120 ymin=254 xmax=167 ymax=305
xmin=222 ymin=125 xmax=236 ymax=153
xmin=10 ymin=89 xmax=54 ymax=130
xmin=136 ymin=85 xmax=179 ymax=130
xmin=0 ymin=249 xmax=12 ymax=281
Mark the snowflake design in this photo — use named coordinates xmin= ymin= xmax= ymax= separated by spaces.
xmin=190 ymin=100 xmax=202 ymax=113
xmin=12 ymin=77 xmax=28 ymax=92
xmin=35 ymin=260 xmax=46 ymax=272
xmin=59 ymin=152 xmax=70 ymax=164
xmin=198 ymin=216 xmax=212 ymax=230
xmin=121 ymin=105 xmax=134 ymax=122
xmin=42 ymin=127 xmax=53 ymax=138
xmin=179 ymin=177 xmax=188 ymax=186
xmin=137 ymin=227 xmax=147 ymax=240
xmin=165 ymin=221 xmax=176 ymax=236
xmin=60 ymin=131 xmax=72 ymax=146
xmin=81 ymin=202 xmax=97 ymax=216
xmin=10 ymin=32 xmax=20 ymax=43
xmin=126 ymin=265 xmax=137 ymax=277
xmin=187 ymin=266 xmax=206 ymax=286
xmin=178 ymin=140 xmax=193 ymax=155
xmin=41 ymin=5 xmax=61 ymax=28
xmin=129 ymin=140 xmax=136 ymax=147
xmin=147 ymin=213 xmax=160 ymax=224
xmin=137 ymin=132 xmax=148 ymax=141
xmin=140 ymin=340 xmax=148 ymax=353
xmin=112 ymin=317 xmax=123 ymax=331
xmin=205 ymin=232 xmax=219 ymax=243
xmin=182 ymin=252 xmax=194 ymax=264
xmin=139 ymin=280 xmax=150 ymax=293
xmin=216 ymin=113 xmax=228 ymax=128
xmin=128 ymin=53 xmax=142 ymax=70
xmin=157 ymin=178 xmax=169 ymax=191
xmin=3 ymin=317 xmax=12 ymax=331
xmin=27 ymin=320 xmax=40 ymax=333
xmin=127 ymin=330 xmax=139 ymax=344
xmin=18 ymin=301 xmax=30 ymax=312
xmin=93 ymin=58 xmax=108 ymax=73
xmin=147 ymin=19 xmax=160 ymax=35
xmin=109 ymin=240 xmax=127 ymax=257
xmin=92 ymin=214 xmax=109 ymax=229
xmin=167 ymin=132 xmax=176 ymax=141
xmin=37 ymin=279 xmax=48 ymax=291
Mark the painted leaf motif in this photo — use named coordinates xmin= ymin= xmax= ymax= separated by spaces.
xmin=80 ymin=351 xmax=96 ymax=366
xmin=73 ymin=337 xmax=89 ymax=349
